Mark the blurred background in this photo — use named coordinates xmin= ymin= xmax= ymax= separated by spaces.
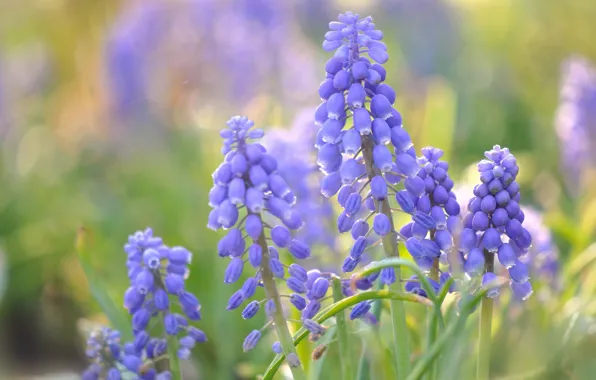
xmin=1 ymin=0 xmax=596 ymax=378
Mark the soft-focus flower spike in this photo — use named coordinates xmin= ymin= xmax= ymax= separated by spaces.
xmin=463 ymin=146 xmax=533 ymax=300
xmin=316 ymin=12 xmax=424 ymax=280
xmin=209 ymin=115 xmax=321 ymax=367
xmin=123 ymin=228 xmax=206 ymax=365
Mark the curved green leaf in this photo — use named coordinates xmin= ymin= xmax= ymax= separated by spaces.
xmin=262 ymin=290 xmax=430 ymax=380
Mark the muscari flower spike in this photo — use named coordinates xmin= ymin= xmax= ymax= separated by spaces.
xmin=209 ymin=115 xmax=333 ymax=354
xmin=316 ymin=11 xmax=418 ymax=271
xmin=82 ymin=326 xmax=174 ymax=380
xmin=399 ymin=147 xmax=460 ymax=296
xmin=555 ymin=57 xmax=596 ymax=196
xmin=124 ymin=228 xmax=207 ymax=362
xmin=263 ymin=110 xmax=336 ymax=249
xmin=462 ymin=145 xmax=533 ymax=300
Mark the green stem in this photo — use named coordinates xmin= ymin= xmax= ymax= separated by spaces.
xmin=477 ymin=250 xmax=494 ymax=380
xmin=263 ymin=290 xmax=429 ymax=380
xmin=426 ymin=236 xmax=439 ymax=380
xmin=166 ymin=335 xmax=182 ymax=380
xmin=257 ymin=228 xmax=306 ymax=380
xmin=331 ymin=276 xmax=352 ymax=379
xmin=362 ymin=137 xmax=411 ymax=378
xmin=356 ymin=281 xmax=384 ymax=380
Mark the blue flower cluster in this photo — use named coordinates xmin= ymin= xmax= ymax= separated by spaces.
xmin=263 ymin=110 xmax=336 ymax=249
xmin=399 ymin=147 xmax=460 ymax=278
xmin=316 ymin=12 xmax=419 ymax=273
xmin=208 ymin=115 xmax=315 ymax=352
xmin=462 ymin=146 xmax=533 ymax=300
xmin=555 ymin=57 xmax=596 ymax=196
xmin=124 ymin=228 xmax=207 ymax=361
xmin=520 ymin=206 xmax=560 ymax=290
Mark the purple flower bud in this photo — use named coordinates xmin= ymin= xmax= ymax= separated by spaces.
xmin=247 ymin=245 xmax=263 ymax=268
xmin=304 ymin=319 xmax=326 ymax=334
xmin=350 ymin=236 xmax=368 ymax=260
xmin=471 ymin=211 xmax=489 ymax=231
xmin=227 ymin=290 xmax=245 ymax=310
xmin=290 ymin=293 xmax=307 ymax=311
xmin=124 ymin=287 xmax=145 ymax=313
xmin=396 ymin=190 xmax=416 ymax=213
xmin=246 ymin=187 xmax=264 ymax=213
xmin=249 ymin=165 xmax=268 ymax=190
xmin=228 ymin=178 xmax=246 ymax=205
xmin=370 ymin=176 xmax=388 ymax=200
xmin=122 ymin=355 xmax=142 ymax=373
xmin=370 ymin=94 xmax=392 ymax=119
xmin=217 ymin=200 xmax=239 ymax=228
xmin=373 ymin=213 xmax=391 ymax=236
xmin=179 ymin=292 xmax=200 ymax=313
xmin=287 ymin=277 xmax=307 ymax=293
xmin=495 ymin=190 xmax=511 ymax=207
xmin=311 ymin=277 xmax=330 ymax=299
xmin=269 ymin=258 xmax=285 ymax=278
xmin=459 ymin=228 xmax=478 ymax=252
xmin=372 ymin=118 xmax=391 ymax=145
xmin=482 ymin=228 xmax=502 ymax=253
xmin=271 ymin=225 xmax=291 ymax=248
xmin=333 ymin=69 xmax=352 ymax=91
xmin=241 ymin=301 xmax=260 ymax=319
xmin=208 ymin=185 xmax=227 ymax=207
xmin=412 ymin=222 xmax=428 ymax=239
xmin=289 ymin=264 xmax=308 ymax=282
xmin=347 ymin=83 xmax=366 ymax=108
xmin=321 ymin=118 xmax=344 ymax=143
xmin=243 ymin=330 xmax=261 ymax=352
xmin=319 ymin=79 xmax=336 ymax=100
xmin=431 ymin=206 xmax=447 ymax=229
xmin=511 ymin=281 xmax=533 ymax=300
xmin=354 ymin=108 xmax=372 ymax=134
xmin=327 ymin=92 xmax=346 ymax=119
xmin=342 ymin=256 xmax=359 ymax=272
xmin=230 ymin=154 xmax=248 ymax=176
xmin=465 ymin=248 xmax=485 ymax=275
xmin=340 ymin=158 xmax=366 ymax=183
xmin=391 ymin=127 xmax=413 ymax=152
xmin=351 ymin=219 xmax=369 ymax=239
xmin=509 ymin=261 xmax=530 ymax=283
xmin=135 ymin=269 xmax=154 ymax=294
xmin=224 ymin=258 xmax=244 ymax=284
xmin=288 ymin=239 xmax=310 ymax=259
xmin=396 ymin=153 xmax=419 ymax=177
xmin=344 ymin=193 xmax=362 ymax=215
xmin=381 ymin=267 xmax=396 ymax=284
xmin=406 ymin=237 xmax=424 ymax=258
xmin=132 ymin=308 xmax=150 ymax=332
xmin=434 ymin=229 xmax=453 ymax=250
xmin=272 ymin=341 xmax=283 ymax=354
xmin=350 ymin=301 xmax=372 ymax=320
xmin=413 ymin=211 xmax=436 ymax=230
xmin=373 ymin=144 xmax=393 ymax=172
xmin=164 ymin=274 xmax=185 ymax=295
xmin=153 ymin=288 xmax=169 ymax=311
xmin=405 ymin=176 xmax=425 ymax=197
xmin=318 ymin=143 xmax=342 ymax=173
xmin=337 ymin=210 xmax=356 ymax=233
xmin=302 ymin=300 xmax=321 ymax=319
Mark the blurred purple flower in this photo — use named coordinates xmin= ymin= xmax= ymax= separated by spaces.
xmin=555 ymin=57 xmax=596 ymax=195
xmin=263 ymin=110 xmax=336 ymax=249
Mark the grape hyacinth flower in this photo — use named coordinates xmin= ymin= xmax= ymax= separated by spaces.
xmin=463 ymin=146 xmax=533 ymax=300
xmin=263 ymin=110 xmax=336 ymax=249
xmin=399 ymin=147 xmax=460 ymax=295
xmin=82 ymin=326 xmax=173 ymax=380
xmin=317 ymin=11 xmax=418 ymax=272
xmin=124 ymin=228 xmax=207 ymax=361
xmin=316 ymin=13 xmax=413 ymax=376
xmin=208 ymin=115 xmax=313 ymax=376
xmin=520 ymin=206 xmax=560 ymax=292
xmin=555 ymin=57 xmax=596 ymax=196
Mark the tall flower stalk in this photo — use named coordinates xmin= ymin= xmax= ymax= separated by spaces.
xmin=463 ymin=146 xmax=532 ymax=379
xmin=315 ymin=11 xmax=420 ymax=377
xmin=208 ymin=116 xmax=310 ymax=379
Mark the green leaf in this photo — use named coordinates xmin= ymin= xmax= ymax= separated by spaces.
xmin=262 ymin=290 xmax=430 ymax=380
xmin=76 ymin=227 xmax=132 ymax=341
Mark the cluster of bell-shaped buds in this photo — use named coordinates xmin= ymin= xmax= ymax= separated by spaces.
xmin=316 ymin=12 xmax=419 ymax=278
xmin=397 ymin=147 xmax=460 ymax=296
xmin=462 ymin=146 xmax=533 ymax=300
xmin=208 ymin=115 xmax=320 ymax=360
xmin=124 ymin=228 xmax=207 ymax=362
